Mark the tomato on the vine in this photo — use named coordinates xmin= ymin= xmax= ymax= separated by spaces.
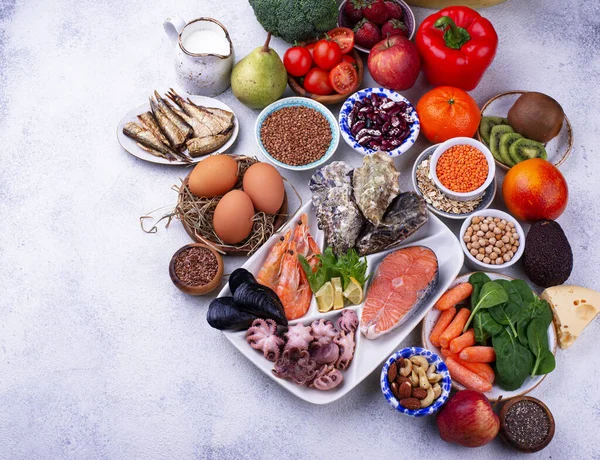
xmin=313 ymin=39 xmax=342 ymax=70
xmin=303 ymin=67 xmax=334 ymax=95
xmin=283 ymin=46 xmax=312 ymax=77
xmin=328 ymin=27 xmax=355 ymax=54
xmin=328 ymin=62 xmax=359 ymax=95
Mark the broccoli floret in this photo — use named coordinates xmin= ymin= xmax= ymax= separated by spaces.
xmin=249 ymin=0 xmax=338 ymax=43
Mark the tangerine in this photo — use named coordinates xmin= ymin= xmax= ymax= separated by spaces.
xmin=416 ymin=86 xmax=481 ymax=143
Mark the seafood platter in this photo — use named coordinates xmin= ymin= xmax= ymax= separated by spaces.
xmin=123 ymin=1 xmax=599 ymax=452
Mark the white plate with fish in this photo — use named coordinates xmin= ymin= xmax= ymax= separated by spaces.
xmin=117 ymin=90 xmax=239 ymax=165
xmin=411 ymin=144 xmax=496 ymax=220
xmin=215 ymin=199 xmax=464 ymax=405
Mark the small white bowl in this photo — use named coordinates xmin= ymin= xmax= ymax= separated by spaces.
xmin=459 ymin=209 xmax=525 ymax=272
xmin=430 ymin=137 xmax=495 ymax=202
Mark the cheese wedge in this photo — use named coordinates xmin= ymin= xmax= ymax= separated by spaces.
xmin=540 ymin=285 xmax=599 ymax=349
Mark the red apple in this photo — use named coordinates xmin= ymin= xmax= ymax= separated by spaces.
xmin=436 ymin=390 xmax=500 ymax=448
xmin=367 ymin=35 xmax=420 ymax=91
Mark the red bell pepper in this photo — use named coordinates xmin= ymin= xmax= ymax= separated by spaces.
xmin=415 ymin=6 xmax=498 ymax=91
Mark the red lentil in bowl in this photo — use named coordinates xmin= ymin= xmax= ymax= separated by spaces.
xmin=255 ymin=97 xmax=340 ymax=171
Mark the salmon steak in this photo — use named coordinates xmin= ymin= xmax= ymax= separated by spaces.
xmin=361 ymin=246 xmax=439 ymax=340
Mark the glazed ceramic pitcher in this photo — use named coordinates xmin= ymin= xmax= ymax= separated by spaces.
xmin=163 ymin=16 xmax=234 ymax=96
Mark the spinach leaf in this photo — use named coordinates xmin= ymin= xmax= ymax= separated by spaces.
xmin=511 ymin=279 xmax=535 ymax=305
xmin=527 ymin=318 xmax=555 ymax=376
xmin=532 ymin=298 xmax=553 ymax=327
xmin=489 ymin=304 xmax=518 ymax=337
xmin=517 ymin=321 xmax=529 ymax=348
xmin=463 ymin=281 xmax=508 ymax=332
xmin=469 ymin=272 xmax=492 ymax=310
xmin=474 ymin=310 xmax=503 ymax=344
xmin=493 ymin=328 xmax=534 ymax=391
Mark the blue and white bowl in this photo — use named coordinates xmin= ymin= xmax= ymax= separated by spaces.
xmin=381 ymin=347 xmax=451 ymax=417
xmin=339 ymin=87 xmax=420 ymax=157
xmin=255 ymin=97 xmax=340 ymax=171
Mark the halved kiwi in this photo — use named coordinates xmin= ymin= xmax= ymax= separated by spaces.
xmin=479 ymin=116 xmax=508 ymax=146
xmin=509 ymin=138 xmax=548 ymax=164
xmin=489 ymin=124 xmax=514 ymax=163
xmin=498 ymin=132 xmax=523 ymax=167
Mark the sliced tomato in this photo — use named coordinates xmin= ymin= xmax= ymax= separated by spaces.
xmin=328 ymin=62 xmax=359 ymax=95
xmin=328 ymin=27 xmax=355 ymax=54
xmin=304 ymin=67 xmax=334 ymax=95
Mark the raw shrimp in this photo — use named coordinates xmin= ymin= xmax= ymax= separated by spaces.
xmin=256 ymin=229 xmax=291 ymax=291
xmin=291 ymin=213 xmax=321 ymax=271
xmin=276 ymin=241 xmax=312 ymax=320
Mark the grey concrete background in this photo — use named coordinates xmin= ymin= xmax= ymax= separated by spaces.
xmin=1 ymin=0 xmax=598 ymax=458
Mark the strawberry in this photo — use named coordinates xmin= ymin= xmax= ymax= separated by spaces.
xmin=344 ymin=0 xmax=368 ymax=25
xmin=381 ymin=19 xmax=408 ymax=38
xmin=384 ymin=1 xmax=404 ymax=21
xmin=363 ymin=0 xmax=389 ymax=25
xmin=353 ymin=18 xmax=382 ymax=49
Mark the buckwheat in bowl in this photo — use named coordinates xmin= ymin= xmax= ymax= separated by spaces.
xmin=255 ymin=97 xmax=339 ymax=171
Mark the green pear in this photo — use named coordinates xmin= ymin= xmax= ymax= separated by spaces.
xmin=231 ymin=33 xmax=287 ymax=109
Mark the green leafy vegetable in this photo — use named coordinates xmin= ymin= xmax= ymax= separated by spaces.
xmin=532 ymin=298 xmax=553 ymax=327
xmin=469 ymin=272 xmax=491 ymax=310
xmin=299 ymin=247 xmax=369 ymax=294
xmin=527 ymin=318 xmax=556 ymax=376
xmin=489 ymin=304 xmax=518 ymax=337
xmin=474 ymin=310 xmax=502 ymax=345
xmin=493 ymin=328 xmax=534 ymax=391
xmin=463 ymin=281 xmax=508 ymax=332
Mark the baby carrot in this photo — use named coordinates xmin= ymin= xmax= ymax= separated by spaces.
xmin=460 ymin=361 xmax=495 ymax=384
xmin=449 ymin=329 xmax=476 ymax=354
xmin=459 ymin=346 xmax=496 ymax=363
xmin=439 ymin=308 xmax=471 ymax=349
xmin=446 ymin=356 xmax=493 ymax=393
xmin=439 ymin=347 xmax=454 ymax=359
xmin=430 ymin=307 xmax=457 ymax=347
xmin=434 ymin=283 xmax=473 ymax=311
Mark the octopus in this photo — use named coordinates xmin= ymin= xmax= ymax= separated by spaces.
xmin=284 ymin=323 xmax=313 ymax=351
xmin=337 ymin=309 xmax=359 ymax=334
xmin=309 ymin=364 xmax=343 ymax=391
xmin=245 ymin=319 xmax=284 ymax=362
xmin=272 ymin=347 xmax=318 ymax=386
xmin=310 ymin=319 xmax=337 ymax=345
xmin=334 ymin=310 xmax=359 ymax=370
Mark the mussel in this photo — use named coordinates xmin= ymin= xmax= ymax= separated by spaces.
xmin=207 ymin=297 xmax=258 ymax=331
xmin=228 ymin=268 xmax=257 ymax=295
xmin=233 ymin=283 xmax=288 ymax=326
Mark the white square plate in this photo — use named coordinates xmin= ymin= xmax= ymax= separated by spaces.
xmin=217 ymin=200 xmax=464 ymax=404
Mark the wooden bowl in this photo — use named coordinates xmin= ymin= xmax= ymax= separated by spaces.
xmin=499 ymin=396 xmax=555 ymax=453
xmin=169 ymin=243 xmax=224 ymax=296
xmin=287 ymin=41 xmax=364 ymax=106
xmin=177 ymin=155 xmax=289 ymax=256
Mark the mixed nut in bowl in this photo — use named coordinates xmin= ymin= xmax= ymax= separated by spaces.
xmin=430 ymin=137 xmax=495 ymax=202
xmin=255 ymin=97 xmax=339 ymax=171
xmin=459 ymin=209 xmax=525 ymax=272
xmin=381 ymin=347 xmax=451 ymax=417
xmin=169 ymin=243 xmax=224 ymax=296
xmin=339 ymin=88 xmax=420 ymax=157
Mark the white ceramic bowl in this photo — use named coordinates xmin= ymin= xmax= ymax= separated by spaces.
xmin=339 ymin=88 xmax=420 ymax=157
xmin=430 ymin=137 xmax=495 ymax=202
xmin=255 ymin=97 xmax=340 ymax=171
xmin=459 ymin=209 xmax=525 ymax=272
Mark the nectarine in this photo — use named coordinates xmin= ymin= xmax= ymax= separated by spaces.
xmin=502 ymin=159 xmax=568 ymax=221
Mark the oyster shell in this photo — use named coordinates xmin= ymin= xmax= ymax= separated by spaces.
xmin=352 ymin=151 xmax=401 ymax=225
xmin=355 ymin=192 xmax=428 ymax=256
xmin=309 ymin=162 xmax=364 ymax=255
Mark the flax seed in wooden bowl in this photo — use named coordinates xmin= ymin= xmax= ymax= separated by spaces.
xmin=169 ymin=243 xmax=224 ymax=296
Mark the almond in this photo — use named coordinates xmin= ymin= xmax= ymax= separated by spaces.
xmin=399 ymin=398 xmax=421 ymax=410
xmin=387 ymin=361 xmax=398 ymax=383
xmin=398 ymin=381 xmax=412 ymax=399
xmin=395 ymin=375 xmax=411 ymax=386
xmin=412 ymin=387 xmax=427 ymax=400
xmin=390 ymin=382 xmax=399 ymax=399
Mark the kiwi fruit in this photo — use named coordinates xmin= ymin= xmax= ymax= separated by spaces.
xmin=498 ymin=132 xmax=523 ymax=167
xmin=509 ymin=138 xmax=548 ymax=164
xmin=489 ymin=124 xmax=514 ymax=163
xmin=479 ymin=116 xmax=507 ymax=146
xmin=507 ymin=92 xmax=564 ymax=143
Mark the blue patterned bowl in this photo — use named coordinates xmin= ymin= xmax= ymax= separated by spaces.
xmin=381 ymin=347 xmax=451 ymax=417
xmin=254 ymin=97 xmax=340 ymax=171
xmin=339 ymin=88 xmax=420 ymax=157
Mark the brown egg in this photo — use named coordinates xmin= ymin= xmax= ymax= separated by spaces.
xmin=213 ymin=190 xmax=255 ymax=244
xmin=188 ymin=155 xmax=238 ymax=198
xmin=242 ymin=163 xmax=285 ymax=214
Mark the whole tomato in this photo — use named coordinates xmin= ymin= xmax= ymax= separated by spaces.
xmin=313 ymin=39 xmax=342 ymax=70
xmin=303 ymin=68 xmax=334 ymax=95
xmin=283 ymin=46 xmax=312 ymax=77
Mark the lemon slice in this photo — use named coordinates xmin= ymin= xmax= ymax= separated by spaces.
xmin=331 ymin=277 xmax=344 ymax=310
xmin=343 ymin=277 xmax=364 ymax=305
xmin=316 ymin=282 xmax=334 ymax=312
